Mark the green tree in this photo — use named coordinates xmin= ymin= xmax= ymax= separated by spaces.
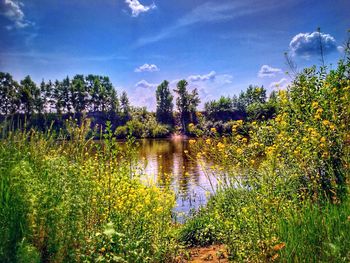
xmin=120 ymin=91 xmax=131 ymax=123
xmin=71 ymin=75 xmax=87 ymax=115
xmin=156 ymin=80 xmax=174 ymax=125
xmin=205 ymin=96 xmax=237 ymax=122
xmin=19 ymin=76 xmax=41 ymax=116
xmin=0 ymin=72 xmax=20 ymax=115
xmin=174 ymin=80 xmax=200 ymax=133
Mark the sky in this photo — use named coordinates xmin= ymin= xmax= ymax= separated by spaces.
xmin=0 ymin=0 xmax=349 ymax=110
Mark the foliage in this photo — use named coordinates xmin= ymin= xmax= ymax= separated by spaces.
xmin=156 ymin=80 xmax=174 ymax=125
xmin=174 ymin=80 xmax=200 ymax=133
xmin=185 ymin=56 xmax=350 ymax=261
xmin=0 ymin=119 xmax=176 ymax=262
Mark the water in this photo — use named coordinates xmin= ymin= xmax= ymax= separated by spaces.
xmin=136 ymin=138 xmax=216 ymax=217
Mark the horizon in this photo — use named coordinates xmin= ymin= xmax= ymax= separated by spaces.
xmin=1 ymin=0 xmax=349 ymax=110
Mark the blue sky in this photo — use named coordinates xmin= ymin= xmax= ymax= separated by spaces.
xmin=0 ymin=0 xmax=349 ymax=110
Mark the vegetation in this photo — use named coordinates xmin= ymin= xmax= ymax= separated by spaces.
xmin=181 ymin=54 xmax=350 ymax=261
xmin=0 ymin=120 xmax=177 ymax=262
xmin=1 ymin=38 xmax=349 ymax=263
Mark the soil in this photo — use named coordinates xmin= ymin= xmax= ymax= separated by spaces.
xmin=177 ymin=245 xmax=229 ymax=263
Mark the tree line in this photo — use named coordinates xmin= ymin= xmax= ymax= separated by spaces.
xmin=0 ymin=72 xmax=276 ymax=136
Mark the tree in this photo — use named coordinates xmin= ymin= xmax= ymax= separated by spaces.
xmin=19 ymin=76 xmax=41 ymax=116
xmin=174 ymin=80 xmax=200 ymax=133
xmin=156 ymin=80 xmax=174 ymax=125
xmin=120 ymin=91 xmax=131 ymax=123
xmin=0 ymin=72 xmax=20 ymax=115
xmin=71 ymin=75 xmax=87 ymax=115
xmin=205 ymin=96 xmax=237 ymax=122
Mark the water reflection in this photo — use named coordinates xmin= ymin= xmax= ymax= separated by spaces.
xmin=137 ymin=138 xmax=216 ymax=216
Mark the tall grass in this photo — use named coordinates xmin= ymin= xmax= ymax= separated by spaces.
xmin=0 ymin=119 xmax=177 ymax=262
xmin=278 ymin=199 xmax=350 ymax=262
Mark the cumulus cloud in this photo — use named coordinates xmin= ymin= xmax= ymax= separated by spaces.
xmin=135 ymin=80 xmax=158 ymax=89
xmin=188 ymin=71 xmax=216 ymax=82
xmin=0 ymin=0 xmax=32 ymax=29
xmin=125 ymin=0 xmax=156 ymax=17
xmin=258 ymin=65 xmax=282 ymax=77
xmin=269 ymin=78 xmax=289 ymax=89
xmin=135 ymin=63 xmax=159 ymax=72
xmin=289 ymin=32 xmax=337 ymax=57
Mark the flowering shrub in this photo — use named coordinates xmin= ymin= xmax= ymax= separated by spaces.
xmin=0 ymin=120 xmax=176 ymax=262
xmin=184 ymin=57 xmax=350 ymax=261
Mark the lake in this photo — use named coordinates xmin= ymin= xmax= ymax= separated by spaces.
xmin=135 ymin=138 xmax=216 ymax=217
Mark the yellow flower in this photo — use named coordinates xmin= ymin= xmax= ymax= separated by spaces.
xmin=217 ymin=142 xmax=225 ymax=150
xmin=236 ymin=148 xmax=243 ymax=154
xmin=320 ymin=137 xmax=326 ymax=143
xmin=312 ymin=101 xmax=319 ymax=108
xmin=322 ymin=120 xmax=330 ymax=126
xmin=210 ymin=127 xmax=217 ymax=133
xmin=189 ymin=139 xmax=196 ymax=145
xmin=316 ymin=108 xmax=323 ymax=114
xmin=242 ymin=137 xmax=248 ymax=143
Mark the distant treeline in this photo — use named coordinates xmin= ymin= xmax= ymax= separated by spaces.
xmin=0 ymin=72 xmax=277 ymax=137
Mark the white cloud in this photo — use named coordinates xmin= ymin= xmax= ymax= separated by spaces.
xmin=188 ymin=71 xmax=216 ymax=82
xmin=135 ymin=79 xmax=158 ymax=89
xmin=0 ymin=0 xmax=32 ymax=29
xmin=135 ymin=63 xmax=159 ymax=72
xmin=125 ymin=0 xmax=156 ymax=17
xmin=289 ymin=32 xmax=337 ymax=57
xmin=258 ymin=65 xmax=282 ymax=78
xmin=269 ymin=78 xmax=289 ymax=89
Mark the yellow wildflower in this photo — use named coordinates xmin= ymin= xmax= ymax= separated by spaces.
xmin=312 ymin=101 xmax=319 ymax=108
xmin=189 ymin=139 xmax=196 ymax=145
xmin=210 ymin=127 xmax=217 ymax=133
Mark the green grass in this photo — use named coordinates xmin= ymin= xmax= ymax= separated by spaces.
xmin=278 ymin=198 xmax=350 ymax=262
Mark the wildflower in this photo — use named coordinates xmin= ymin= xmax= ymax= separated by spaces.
xmin=316 ymin=108 xmax=324 ymax=114
xmin=322 ymin=120 xmax=330 ymax=126
xmin=210 ymin=127 xmax=217 ymax=133
xmin=236 ymin=148 xmax=243 ymax=154
xmin=250 ymin=160 xmax=255 ymax=165
xmin=189 ymin=139 xmax=196 ymax=145
xmin=217 ymin=142 xmax=225 ymax=150
xmin=329 ymin=124 xmax=336 ymax=130
xmin=188 ymin=123 xmax=194 ymax=128
xmin=312 ymin=101 xmax=319 ymax=108
xmin=205 ymin=138 xmax=211 ymax=145
xmin=320 ymin=137 xmax=326 ymax=143
xmin=242 ymin=137 xmax=248 ymax=143
xmin=100 ymin=247 xmax=106 ymax=253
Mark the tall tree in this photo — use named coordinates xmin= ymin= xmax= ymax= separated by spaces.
xmin=120 ymin=91 xmax=131 ymax=123
xmin=0 ymin=72 xmax=20 ymax=115
xmin=174 ymin=80 xmax=200 ymax=132
xmin=19 ymin=76 xmax=41 ymax=116
xmin=71 ymin=75 xmax=87 ymax=115
xmin=156 ymin=80 xmax=174 ymax=125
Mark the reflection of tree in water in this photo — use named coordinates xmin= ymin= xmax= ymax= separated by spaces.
xmin=138 ymin=138 xmax=202 ymax=196
xmin=137 ymin=138 xmax=211 ymax=217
